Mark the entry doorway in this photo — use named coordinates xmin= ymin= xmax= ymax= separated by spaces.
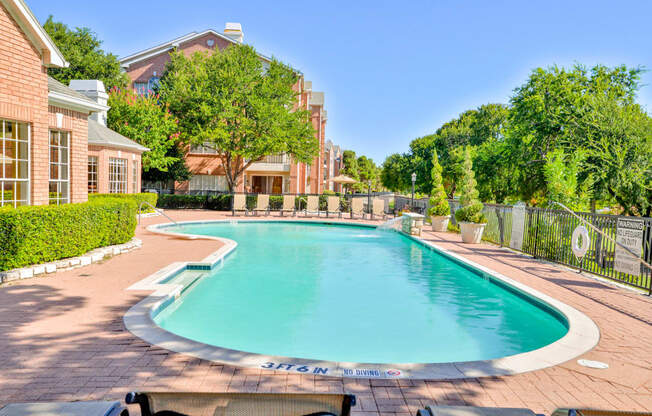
xmin=251 ymin=175 xmax=284 ymax=194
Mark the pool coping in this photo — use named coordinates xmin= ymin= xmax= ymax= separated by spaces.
xmin=124 ymin=218 xmax=600 ymax=380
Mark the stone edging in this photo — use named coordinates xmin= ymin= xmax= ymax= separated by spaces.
xmin=0 ymin=238 xmax=142 ymax=284
xmin=124 ymin=219 xmax=600 ymax=380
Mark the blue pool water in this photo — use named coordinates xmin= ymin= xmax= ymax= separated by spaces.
xmin=154 ymin=222 xmax=568 ymax=364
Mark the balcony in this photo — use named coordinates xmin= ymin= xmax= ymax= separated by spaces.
xmin=246 ymin=154 xmax=291 ymax=172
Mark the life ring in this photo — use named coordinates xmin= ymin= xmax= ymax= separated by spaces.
xmin=571 ymin=225 xmax=590 ymax=259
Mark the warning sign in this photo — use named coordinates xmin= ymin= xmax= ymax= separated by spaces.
xmin=614 ymin=218 xmax=644 ymax=276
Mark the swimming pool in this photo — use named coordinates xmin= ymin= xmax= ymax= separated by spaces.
xmin=151 ymin=221 xmax=569 ymax=365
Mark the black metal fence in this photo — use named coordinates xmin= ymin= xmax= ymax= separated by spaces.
xmin=446 ymin=200 xmax=652 ymax=293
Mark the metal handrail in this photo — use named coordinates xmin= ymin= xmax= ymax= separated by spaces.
xmin=552 ymin=201 xmax=652 ymax=273
xmin=138 ymin=201 xmax=179 ymax=226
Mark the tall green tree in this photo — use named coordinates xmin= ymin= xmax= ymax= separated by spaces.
xmin=159 ymin=45 xmax=318 ymax=191
xmin=107 ymin=88 xmax=181 ymax=172
xmin=353 ymin=155 xmax=381 ymax=192
xmin=454 ymin=147 xmax=486 ymax=224
xmin=43 ymin=16 xmax=129 ymax=89
xmin=427 ymin=149 xmax=449 ymax=217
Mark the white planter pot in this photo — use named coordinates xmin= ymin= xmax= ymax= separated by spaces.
xmin=430 ymin=215 xmax=450 ymax=232
xmin=459 ymin=222 xmax=486 ymax=244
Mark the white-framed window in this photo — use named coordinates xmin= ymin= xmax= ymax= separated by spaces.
xmin=108 ymin=158 xmax=127 ymax=193
xmin=132 ymin=160 xmax=138 ymax=193
xmin=49 ymin=130 xmax=69 ymax=205
xmin=0 ymin=119 xmax=29 ymax=207
xmin=88 ymin=156 xmax=98 ymax=193
xmin=189 ymin=142 xmax=219 ymax=154
xmin=189 ymin=174 xmax=228 ymax=191
xmin=134 ymin=82 xmax=148 ymax=95
xmin=148 ymin=77 xmax=160 ymax=92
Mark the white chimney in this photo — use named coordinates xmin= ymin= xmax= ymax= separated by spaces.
xmin=224 ymin=22 xmax=244 ymax=43
xmin=69 ymin=80 xmax=109 ymax=126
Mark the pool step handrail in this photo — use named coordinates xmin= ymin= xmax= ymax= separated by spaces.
xmin=138 ymin=201 xmax=179 ymax=226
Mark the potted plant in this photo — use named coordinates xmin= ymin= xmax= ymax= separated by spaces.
xmin=454 ymin=147 xmax=487 ymax=243
xmin=427 ymin=149 xmax=450 ymax=232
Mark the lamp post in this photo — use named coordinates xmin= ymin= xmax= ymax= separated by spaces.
xmin=367 ymin=179 xmax=372 ymax=216
xmin=411 ymin=172 xmax=416 ymax=210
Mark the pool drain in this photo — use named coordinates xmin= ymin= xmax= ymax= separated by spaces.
xmin=577 ymin=359 xmax=608 ymax=369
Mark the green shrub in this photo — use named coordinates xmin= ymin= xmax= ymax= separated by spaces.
xmin=0 ymin=198 xmax=136 ymax=271
xmin=156 ymin=194 xmax=233 ymax=211
xmin=89 ymin=193 xmax=157 ymax=213
xmin=454 ymin=147 xmax=487 ymax=224
xmin=427 ymin=149 xmax=450 ymax=217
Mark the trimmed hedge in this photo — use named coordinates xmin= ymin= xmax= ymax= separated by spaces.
xmin=156 ymin=194 xmax=352 ymax=212
xmin=89 ymin=193 xmax=158 ymax=213
xmin=0 ymin=198 xmax=137 ymax=271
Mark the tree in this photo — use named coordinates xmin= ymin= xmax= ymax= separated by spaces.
xmin=508 ymin=64 xmax=643 ymax=201
xmin=353 ymin=155 xmax=381 ymax=192
xmin=454 ymin=147 xmax=486 ymax=223
xmin=381 ymin=153 xmax=410 ymax=192
xmin=43 ymin=16 xmax=129 ymax=89
xmin=542 ymin=148 xmax=590 ymax=211
xmin=427 ymin=149 xmax=449 ymax=217
xmin=107 ymin=88 xmax=181 ymax=172
xmin=159 ymin=45 xmax=318 ymax=191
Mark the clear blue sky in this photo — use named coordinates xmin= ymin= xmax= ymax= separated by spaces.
xmin=31 ymin=1 xmax=652 ymax=163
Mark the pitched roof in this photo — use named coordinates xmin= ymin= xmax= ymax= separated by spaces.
xmin=0 ymin=0 xmax=67 ymax=67
xmin=48 ymin=76 xmax=108 ymax=113
xmin=119 ymin=29 xmax=272 ymax=67
xmin=88 ymin=120 xmax=149 ymax=152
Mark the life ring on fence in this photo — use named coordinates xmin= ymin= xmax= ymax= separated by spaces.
xmin=571 ymin=225 xmax=590 ymax=259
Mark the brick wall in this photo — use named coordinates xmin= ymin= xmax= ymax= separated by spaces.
xmin=88 ymin=145 xmax=142 ymax=194
xmin=0 ymin=3 xmax=49 ymax=205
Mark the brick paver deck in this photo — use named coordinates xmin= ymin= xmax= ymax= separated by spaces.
xmin=1 ymin=210 xmax=650 ymax=415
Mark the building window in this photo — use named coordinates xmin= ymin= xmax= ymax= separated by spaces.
xmin=189 ymin=174 xmax=228 ymax=192
xmin=132 ymin=160 xmax=138 ymax=193
xmin=134 ymin=82 xmax=147 ymax=95
xmin=109 ymin=158 xmax=127 ymax=193
xmin=0 ymin=119 xmax=29 ymax=207
xmin=148 ymin=77 xmax=160 ymax=92
xmin=189 ymin=142 xmax=219 ymax=154
xmin=49 ymin=130 xmax=69 ymax=205
xmin=88 ymin=156 xmax=98 ymax=193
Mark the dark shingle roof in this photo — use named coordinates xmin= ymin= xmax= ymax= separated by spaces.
xmin=88 ymin=120 xmax=148 ymax=152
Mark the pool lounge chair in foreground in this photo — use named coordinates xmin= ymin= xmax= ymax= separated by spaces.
xmin=417 ymin=404 xmax=536 ymax=416
xmin=303 ymin=195 xmax=319 ymax=217
xmin=126 ymin=391 xmax=356 ymax=416
xmin=552 ymin=408 xmax=652 ymax=416
xmin=253 ymin=194 xmax=270 ymax=216
xmin=350 ymin=197 xmax=365 ymax=219
xmin=325 ymin=196 xmax=342 ymax=218
xmin=371 ymin=198 xmax=387 ymax=220
xmin=280 ymin=194 xmax=296 ymax=216
xmin=232 ymin=194 xmax=248 ymax=216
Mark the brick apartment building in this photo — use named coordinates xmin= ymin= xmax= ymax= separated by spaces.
xmin=0 ymin=0 xmax=146 ymax=207
xmin=120 ymin=24 xmax=338 ymax=195
xmin=323 ymin=139 xmax=343 ymax=192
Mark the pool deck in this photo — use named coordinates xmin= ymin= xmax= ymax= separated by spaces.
xmin=0 ymin=210 xmax=651 ymax=415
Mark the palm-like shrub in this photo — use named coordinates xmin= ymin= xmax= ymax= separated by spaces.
xmin=454 ymin=147 xmax=487 ymax=224
xmin=427 ymin=149 xmax=450 ymax=217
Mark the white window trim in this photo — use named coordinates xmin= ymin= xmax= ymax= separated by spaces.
xmin=48 ymin=130 xmax=70 ymax=205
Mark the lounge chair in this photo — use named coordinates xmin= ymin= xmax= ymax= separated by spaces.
xmin=303 ymin=195 xmax=319 ymax=217
xmin=126 ymin=391 xmax=357 ymax=416
xmin=350 ymin=198 xmax=365 ymax=219
xmin=253 ymin=194 xmax=270 ymax=216
xmin=325 ymin=196 xmax=341 ymax=218
xmin=280 ymin=194 xmax=296 ymax=216
xmin=417 ymin=404 xmax=535 ymax=416
xmin=232 ymin=194 xmax=248 ymax=216
xmin=371 ymin=198 xmax=386 ymax=220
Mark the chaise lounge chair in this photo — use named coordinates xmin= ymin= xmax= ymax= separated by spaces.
xmin=350 ymin=198 xmax=365 ymax=219
xmin=280 ymin=194 xmax=296 ymax=217
xmin=303 ymin=195 xmax=319 ymax=217
xmin=253 ymin=194 xmax=270 ymax=216
xmin=125 ymin=391 xmax=356 ymax=416
xmin=232 ymin=194 xmax=248 ymax=216
xmin=371 ymin=198 xmax=386 ymax=220
xmin=325 ymin=196 xmax=341 ymax=218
